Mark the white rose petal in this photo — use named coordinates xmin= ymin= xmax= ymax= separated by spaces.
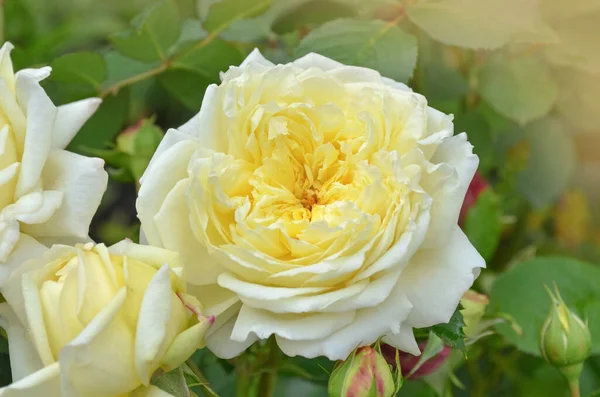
xmin=0 ymin=42 xmax=107 ymax=273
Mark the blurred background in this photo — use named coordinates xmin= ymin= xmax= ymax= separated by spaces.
xmin=2 ymin=0 xmax=600 ymax=396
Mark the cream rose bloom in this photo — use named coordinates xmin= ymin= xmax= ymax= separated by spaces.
xmin=0 ymin=241 xmax=213 ymax=397
xmin=0 ymin=42 xmax=107 ymax=282
xmin=137 ymin=49 xmax=485 ymax=360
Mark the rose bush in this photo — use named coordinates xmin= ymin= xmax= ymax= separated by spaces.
xmin=137 ymin=49 xmax=485 ymax=360
xmin=0 ymin=42 xmax=107 ymax=283
xmin=0 ymin=240 xmax=212 ymax=396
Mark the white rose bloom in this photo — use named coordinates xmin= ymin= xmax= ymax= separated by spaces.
xmin=137 ymin=49 xmax=485 ymax=360
xmin=0 ymin=42 xmax=108 ymax=283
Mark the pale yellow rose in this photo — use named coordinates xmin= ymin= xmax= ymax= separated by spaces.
xmin=137 ymin=49 xmax=485 ymax=360
xmin=0 ymin=240 xmax=213 ymax=397
xmin=0 ymin=42 xmax=108 ymax=282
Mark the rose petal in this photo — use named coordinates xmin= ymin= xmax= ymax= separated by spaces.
xmin=276 ymin=287 xmax=413 ymax=360
xmin=21 ymin=150 xmax=107 ymax=238
xmin=0 ymin=362 xmax=61 ymax=397
xmin=51 ymin=98 xmax=102 ymax=150
xmin=400 ymin=226 xmax=485 ymax=328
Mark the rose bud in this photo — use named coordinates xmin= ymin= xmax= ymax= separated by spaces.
xmin=459 ymin=172 xmax=489 ymax=225
xmin=461 ymin=290 xmax=489 ymax=338
xmin=540 ymin=286 xmax=591 ymax=395
xmin=328 ymin=346 xmax=397 ymax=397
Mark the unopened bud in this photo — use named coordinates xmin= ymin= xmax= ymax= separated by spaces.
xmin=461 ymin=290 xmax=489 ymax=338
xmin=328 ymin=346 xmax=396 ymax=397
xmin=540 ymin=287 xmax=591 ymax=367
xmin=540 ymin=286 xmax=591 ymax=394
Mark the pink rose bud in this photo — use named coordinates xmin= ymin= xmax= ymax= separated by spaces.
xmin=459 ymin=172 xmax=489 ymax=225
xmin=381 ymin=343 xmax=451 ymax=380
xmin=328 ymin=346 xmax=397 ymax=397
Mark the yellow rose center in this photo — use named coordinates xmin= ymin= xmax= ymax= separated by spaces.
xmin=189 ymin=65 xmax=427 ymax=284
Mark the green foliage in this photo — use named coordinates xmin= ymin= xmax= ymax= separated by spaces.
xmin=406 ymin=0 xmax=555 ymax=49
xmin=429 ymin=308 xmax=467 ymax=353
xmin=516 ymin=118 xmax=577 ymax=208
xmin=296 ymin=19 xmax=418 ymax=83
xmin=111 ymin=0 xmax=181 ymax=61
xmin=202 ymin=0 xmax=273 ymax=33
xmin=50 ymin=52 xmax=107 ymax=88
xmin=489 ymin=257 xmax=600 ymax=356
xmin=478 ymin=54 xmax=559 ymax=125
xmin=464 ymin=189 xmax=503 ymax=261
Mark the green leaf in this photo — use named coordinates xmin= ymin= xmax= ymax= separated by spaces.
xmin=103 ymin=51 xmax=161 ymax=88
xmin=296 ymin=19 xmax=418 ymax=83
xmin=158 ymin=69 xmax=213 ymax=110
xmin=478 ymin=54 xmax=559 ymax=125
xmin=272 ymin=1 xmax=356 ymax=34
xmin=68 ymin=88 xmax=131 ymax=152
xmin=203 ymin=0 xmax=274 ymax=33
xmin=151 ymin=367 xmax=190 ymax=397
xmin=49 ymin=52 xmax=107 ymax=89
xmin=406 ymin=0 xmax=556 ymax=49
xmin=397 ymin=380 xmax=438 ymax=397
xmin=417 ymin=36 xmax=469 ymax=102
xmin=172 ymin=39 xmax=244 ymax=78
xmin=516 ymin=118 xmax=577 ymax=208
xmin=464 ymin=189 xmax=502 ymax=261
xmin=111 ymin=0 xmax=181 ymax=61
xmin=454 ymin=110 xmax=495 ymax=174
xmin=489 ymin=256 xmax=600 ymax=356
xmin=407 ymin=332 xmax=445 ymax=378
xmin=429 ymin=308 xmax=466 ymax=353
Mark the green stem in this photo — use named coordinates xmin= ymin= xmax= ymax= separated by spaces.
xmin=257 ymin=339 xmax=280 ymax=397
xmin=569 ymin=381 xmax=580 ymax=397
xmin=559 ymin=363 xmax=583 ymax=397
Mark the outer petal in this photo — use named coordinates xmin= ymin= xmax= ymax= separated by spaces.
xmin=154 ymin=179 xmax=221 ymax=285
xmin=140 ymin=128 xmax=196 ymax=185
xmin=14 ymin=72 xmax=56 ymax=198
xmin=230 ymin=304 xmax=356 ymax=343
xmin=0 ymin=234 xmax=47 ymax=289
xmin=422 ymin=133 xmax=479 ymax=248
xmin=21 ymin=150 xmax=107 ymax=238
xmin=59 ymin=287 xmax=140 ymax=397
xmin=137 ymin=140 xmax=198 ymax=246
xmin=134 ymin=265 xmax=175 ymax=384
xmin=0 ymin=362 xmax=61 ymax=397
xmin=0 ymin=304 xmax=44 ymax=382
xmin=0 ymin=43 xmax=15 ymax=94
xmin=383 ymin=325 xmax=420 ymax=356
xmin=205 ymin=315 xmax=258 ymax=359
xmin=399 ymin=226 xmax=485 ymax=328
xmin=51 ymin=98 xmax=102 ymax=149
xmin=276 ymin=287 xmax=414 ymax=360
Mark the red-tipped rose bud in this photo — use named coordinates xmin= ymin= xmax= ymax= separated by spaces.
xmin=381 ymin=343 xmax=451 ymax=380
xmin=328 ymin=346 xmax=397 ymax=397
xmin=459 ymin=172 xmax=489 ymax=225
